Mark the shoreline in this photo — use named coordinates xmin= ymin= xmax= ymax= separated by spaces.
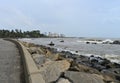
xmin=21 ymin=41 xmax=120 ymax=83
xmin=19 ymin=38 xmax=120 ymax=64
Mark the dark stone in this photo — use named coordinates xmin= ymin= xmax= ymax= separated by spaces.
xmin=86 ymin=42 xmax=90 ymax=44
xmin=92 ymin=42 xmax=97 ymax=44
xmin=113 ymin=40 xmax=120 ymax=44
xmin=113 ymin=63 xmax=120 ymax=68
xmin=47 ymin=47 xmax=58 ymax=54
xmin=48 ymin=41 xmax=55 ymax=46
xmin=60 ymin=40 xmax=64 ymax=42
xmin=75 ymin=51 xmax=78 ymax=53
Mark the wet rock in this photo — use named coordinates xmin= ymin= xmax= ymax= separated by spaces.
xmin=64 ymin=71 xmax=104 ymax=83
xmin=113 ymin=40 xmax=120 ymax=45
xmin=113 ymin=63 xmax=120 ymax=68
xmin=86 ymin=41 xmax=90 ymax=44
xmin=56 ymin=78 xmax=71 ymax=83
xmin=92 ymin=42 xmax=97 ymax=44
xmin=60 ymin=40 xmax=64 ymax=42
xmin=48 ymin=41 xmax=55 ymax=46
xmin=75 ymin=56 xmax=92 ymax=67
xmin=46 ymin=47 xmax=58 ymax=54
xmin=92 ymin=64 xmax=106 ymax=71
xmin=89 ymin=56 xmax=98 ymax=63
xmin=60 ymin=51 xmax=73 ymax=58
xmin=75 ymin=51 xmax=78 ymax=53
xmin=99 ymin=58 xmax=111 ymax=65
xmin=39 ymin=60 xmax=70 ymax=83
xmin=88 ymin=55 xmax=111 ymax=71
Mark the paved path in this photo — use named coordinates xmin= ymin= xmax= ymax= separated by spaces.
xmin=0 ymin=39 xmax=21 ymax=83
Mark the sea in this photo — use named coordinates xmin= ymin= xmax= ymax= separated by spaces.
xmin=19 ymin=37 xmax=120 ymax=64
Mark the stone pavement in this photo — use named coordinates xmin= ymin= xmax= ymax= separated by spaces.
xmin=0 ymin=39 xmax=22 ymax=83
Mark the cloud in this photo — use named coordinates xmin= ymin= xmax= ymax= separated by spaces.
xmin=0 ymin=6 xmax=42 ymax=30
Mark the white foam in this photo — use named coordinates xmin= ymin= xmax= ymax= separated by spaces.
xmin=57 ymin=48 xmax=120 ymax=64
xmin=102 ymin=54 xmax=120 ymax=63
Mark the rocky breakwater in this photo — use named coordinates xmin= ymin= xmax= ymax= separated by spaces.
xmin=21 ymin=41 xmax=120 ymax=83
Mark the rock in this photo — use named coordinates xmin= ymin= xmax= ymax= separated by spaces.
xmin=22 ymin=42 xmax=35 ymax=47
xmin=70 ymin=62 xmax=100 ymax=74
xmin=32 ymin=54 xmax=46 ymax=65
xmin=92 ymin=42 xmax=97 ymax=44
xmin=45 ymin=49 xmax=52 ymax=57
xmin=109 ymin=68 xmax=120 ymax=74
xmin=46 ymin=47 xmax=58 ymax=53
xmin=99 ymin=58 xmax=110 ymax=65
xmin=37 ymin=47 xmax=46 ymax=54
xmin=56 ymin=78 xmax=71 ymax=83
xmin=28 ymin=47 xmax=39 ymax=54
xmin=39 ymin=60 xmax=70 ymax=83
xmin=101 ymin=69 xmax=120 ymax=82
xmin=48 ymin=41 xmax=55 ymax=46
xmin=113 ymin=63 xmax=120 ymax=68
xmin=50 ymin=53 xmax=60 ymax=61
xmin=75 ymin=56 xmax=92 ymax=67
xmin=113 ymin=40 xmax=120 ymax=44
xmin=32 ymin=54 xmax=44 ymax=58
xmin=60 ymin=40 xmax=64 ymax=42
xmin=60 ymin=51 xmax=73 ymax=58
xmin=86 ymin=41 xmax=90 ymax=44
xmin=102 ymin=75 xmax=115 ymax=83
xmin=64 ymin=71 xmax=104 ymax=83
xmin=47 ymin=53 xmax=60 ymax=61
xmin=92 ymin=64 xmax=106 ymax=71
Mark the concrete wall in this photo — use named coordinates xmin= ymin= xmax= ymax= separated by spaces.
xmin=4 ymin=39 xmax=44 ymax=83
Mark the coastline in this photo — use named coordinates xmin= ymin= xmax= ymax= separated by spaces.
xmin=20 ymin=40 xmax=120 ymax=83
xmin=19 ymin=38 xmax=120 ymax=64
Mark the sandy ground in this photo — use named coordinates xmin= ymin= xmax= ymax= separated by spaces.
xmin=0 ymin=39 xmax=21 ymax=83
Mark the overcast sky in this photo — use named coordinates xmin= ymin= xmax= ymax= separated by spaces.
xmin=0 ymin=0 xmax=120 ymax=37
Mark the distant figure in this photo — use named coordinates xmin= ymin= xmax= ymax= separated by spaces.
xmin=48 ymin=41 xmax=55 ymax=46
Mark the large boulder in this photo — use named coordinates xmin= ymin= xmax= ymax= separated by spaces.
xmin=39 ymin=60 xmax=70 ymax=83
xmin=113 ymin=40 xmax=120 ymax=44
xmin=101 ymin=68 xmax=120 ymax=82
xmin=32 ymin=54 xmax=46 ymax=65
xmin=22 ymin=42 xmax=35 ymax=47
xmin=64 ymin=71 xmax=104 ymax=83
xmin=47 ymin=53 xmax=61 ymax=61
xmin=27 ymin=47 xmax=39 ymax=54
xmin=56 ymin=78 xmax=71 ymax=83
xmin=70 ymin=61 xmax=100 ymax=74
xmin=37 ymin=47 xmax=46 ymax=54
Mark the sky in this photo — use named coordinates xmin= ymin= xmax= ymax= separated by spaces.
xmin=0 ymin=0 xmax=120 ymax=38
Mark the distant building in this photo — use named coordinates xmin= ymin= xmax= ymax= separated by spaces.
xmin=48 ymin=32 xmax=65 ymax=38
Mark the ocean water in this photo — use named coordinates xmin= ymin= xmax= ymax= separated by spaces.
xmin=19 ymin=38 xmax=120 ymax=64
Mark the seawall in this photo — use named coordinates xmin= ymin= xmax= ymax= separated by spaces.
xmin=4 ymin=39 xmax=45 ymax=83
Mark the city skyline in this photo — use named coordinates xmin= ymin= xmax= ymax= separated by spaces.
xmin=0 ymin=0 xmax=120 ymax=38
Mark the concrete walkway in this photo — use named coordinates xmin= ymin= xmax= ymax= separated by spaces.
xmin=0 ymin=39 xmax=21 ymax=83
